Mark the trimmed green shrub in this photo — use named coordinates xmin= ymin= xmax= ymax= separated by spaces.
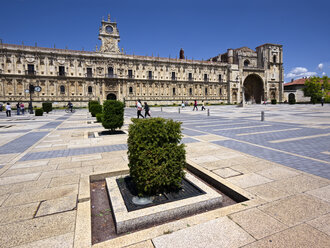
xmin=127 ymin=117 xmax=186 ymax=196
xmin=96 ymin=113 xmax=103 ymax=123
xmin=35 ymin=108 xmax=43 ymax=116
xmin=271 ymin=99 xmax=277 ymax=104
xmin=88 ymin=100 xmax=99 ymax=112
xmin=102 ymin=100 xmax=124 ymax=132
xmin=90 ymin=103 xmax=102 ymax=117
xmin=42 ymin=102 xmax=52 ymax=113
xmin=289 ymin=98 xmax=296 ymax=104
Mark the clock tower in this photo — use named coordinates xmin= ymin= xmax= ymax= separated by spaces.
xmin=98 ymin=14 xmax=121 ymax=53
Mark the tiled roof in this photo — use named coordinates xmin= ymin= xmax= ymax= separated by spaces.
xmin=284 ymin=78 xmax=306 ymax=86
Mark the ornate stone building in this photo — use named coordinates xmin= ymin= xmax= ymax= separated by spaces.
xmin=0 ymin=14 xmax=284 ymax=107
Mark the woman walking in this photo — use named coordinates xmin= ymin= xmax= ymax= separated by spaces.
xmin=6 ymin=103 xmax=11 ymax=117
xmin=136 ymin=100 xmax=144 ymax=118
xmin=144 ymin=102 xmax=151 ymax=118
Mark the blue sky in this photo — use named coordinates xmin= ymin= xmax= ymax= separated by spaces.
xmin=0 ymin=0 xmax=329 ymax=82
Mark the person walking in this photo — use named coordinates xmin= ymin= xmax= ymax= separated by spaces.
xmin=144 ymin=102 xmax=151 ymax=118
xmin=181 ymin=101 xmax=185 ymax=108
xmin=67 ymin=101 xmax=73 ymax=112
xmin=20 ymin=102 xmax=25 ymax=115
xmin=201 ymin=100 xmax=206 ymax=111
xmin=193 ymin=100 xmax=198 ymax=111
xmin=16 ymin=102 xmax=20 ymax=115
xmin=136 ymin=100 xmax=144 ymax=118
xmin=6 ymin=103 xmax=11 ymax=117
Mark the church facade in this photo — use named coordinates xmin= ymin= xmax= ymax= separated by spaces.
xmin=0 ymin=15 xmax=284 ymax=107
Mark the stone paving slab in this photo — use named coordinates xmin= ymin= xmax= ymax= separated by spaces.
xmin=36 ymin=195 xmax=77 ymax=217
xmin=152 ymin=216 xmax=255 ymax=248
xmin=229 ymin=208 xmax=287 ymax=239
xmin=3 ymin=184 xmax=78 ymax=207
xmin=0 ymin=211 xmax=75 ymax=248
xmin=14 ymin=232 xmax=74 ymax=248
xmin=258 ymin=194 xmax=330 ymax=226
xmin=0 ymin=202 xmax=39 ymax=225
xmin=307 ymin=213 xmax=330 ymax=235
xmin=0 ymin=172 xmax=40 ymax=186
xmin=243 ymin=224 xmax=330 ymax=248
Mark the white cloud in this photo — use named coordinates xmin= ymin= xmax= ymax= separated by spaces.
xmin=322 ymin=72 xmax=326 ymax=76
xmin=318 ymin=63 xmax=324 ymax=70
xmin=285 ymin=67 xmax=317 ymax=78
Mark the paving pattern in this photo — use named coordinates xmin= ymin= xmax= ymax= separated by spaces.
xmin=0 ymin=105 xmax=329 ymax=248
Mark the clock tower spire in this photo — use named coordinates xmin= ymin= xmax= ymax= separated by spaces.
xmin=98 ymin=13 xmax=121 ymax=53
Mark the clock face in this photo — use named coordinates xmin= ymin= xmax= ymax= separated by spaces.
xmin=34 ymin=86 xmax=42 ymax=92
xmin=106 ymin=26 xmax=113 ymax=34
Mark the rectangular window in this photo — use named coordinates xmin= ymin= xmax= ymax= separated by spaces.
xmin=128 ymin=69 xmax=133 ymax=78
xmin=188 ymin=73 xmax=193 ymax=81
xmin=189 ymin=88 xmax=192 ymax=95
xmin=87 ymin=68 xmax=93 ymax=77
xmin=148 ymin=71 xmax=152 ymax=79
xmin=27 ymin=64 xmax=34 ymax=75
xmin=219 ymin=74 xmax=222 ymax=82
xmin=173 ymin=87 xmax=176 ymax=95
xmin=204 ymin=74 xmax=208 ymax=81
xmin=171 ymin=72 xmax=176 ymax=80
xmin=108 ymin=67 xmax=114 ymax=77
xmin=220 ymin=88 xmax=222 ymax=95
xmin=205 ymin=88 xmax=208 ymax=95
xmin=59 ymin=66 xmax=65 ymax=76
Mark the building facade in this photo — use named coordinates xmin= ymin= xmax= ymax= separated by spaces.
xmin=0 ymin=15 xmax=284 ymax=107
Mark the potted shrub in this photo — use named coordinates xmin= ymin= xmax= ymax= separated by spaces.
xmin=127 ymin=117 xmax=186 ymax=196
xmin=88 ymin=100 xmax=99 ymax=112
xmin=35 ymin=108 xmax=43 ymax=116
xmin=42 ymin=102 xmax=52 ymax=113
xmin=102 ymin=100 xmax=124 ymax=132
xmin=96 ymin=113 xmax=103 ymax=123
xmin=90 ymin=103 xmax=102 ymax=117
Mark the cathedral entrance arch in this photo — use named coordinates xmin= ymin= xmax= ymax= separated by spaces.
xmin=288 ymin=93 xmax=295 ymax=102
xmin=107 ymin=93 xmax=117 ymax=100
xmin=243 ymin=74 xmax=264 ymax=104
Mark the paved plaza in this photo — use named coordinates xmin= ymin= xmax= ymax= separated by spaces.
xmin=0 ymin=104 xmax=329 ymax=247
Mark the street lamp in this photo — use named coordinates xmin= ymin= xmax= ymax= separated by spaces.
xmin=321 ymin=84 xmax=325 ymax=106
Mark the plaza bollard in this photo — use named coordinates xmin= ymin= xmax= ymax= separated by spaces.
xmin=261 ymin=111 xmax=265 ymax=121
xmin=178 ymin=107 xmax=180 ymax=114
xmin=161 ymin=107 xmax=162 ymax=112
xmin=207 ymin=108 xmax=210 ymax=116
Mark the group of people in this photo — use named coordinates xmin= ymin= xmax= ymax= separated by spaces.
xmin=0 ymin=102 xmax=25 ymax=117
xmin=193 ymin=100 xmax=206 ymax=111
xmin=136 ymin=100 xmax=151 ymax=118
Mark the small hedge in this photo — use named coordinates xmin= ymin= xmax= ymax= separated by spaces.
xmin=88 ymin=100 xmax=99 ymax=112
xmin=102 ymin=100 xmax=124 ymax=132
xmin=127 ymin=118 xmax=186 ymax=196
xmin=42 ymin=102 xmax=52 ymax=113
xmin=271 ymin=99 xmax=277 ymax=104
xmin=289 ymin=98 xmax=296 ymax=104
xmin=96 ymin=113 xmax=103 ymax=123
xmin=90 ymin=103 xmax=102 ymax=117
xmin=35 ymin=108 xmax=44 ymax=116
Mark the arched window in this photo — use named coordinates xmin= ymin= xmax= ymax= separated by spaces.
xmin=108 ymin=67 xmax=113 ymax=77
xmin=129 ymin=86 xmax=133 ymax=94
xmin=88 ymin=86 xmax=92 ymax=94
xmin=60 ymin=85 xmax=65 ymax=94
xmin=244 ymin=60 xmax=250 ymax=67
xmin=273 ymin=55 xmax=277 ymax=63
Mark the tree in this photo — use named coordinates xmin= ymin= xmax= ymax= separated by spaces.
xmin=303 ymin=76 xmax=329 ymax=103
xmin=102 ymin=100 xmax=124 ymax=132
